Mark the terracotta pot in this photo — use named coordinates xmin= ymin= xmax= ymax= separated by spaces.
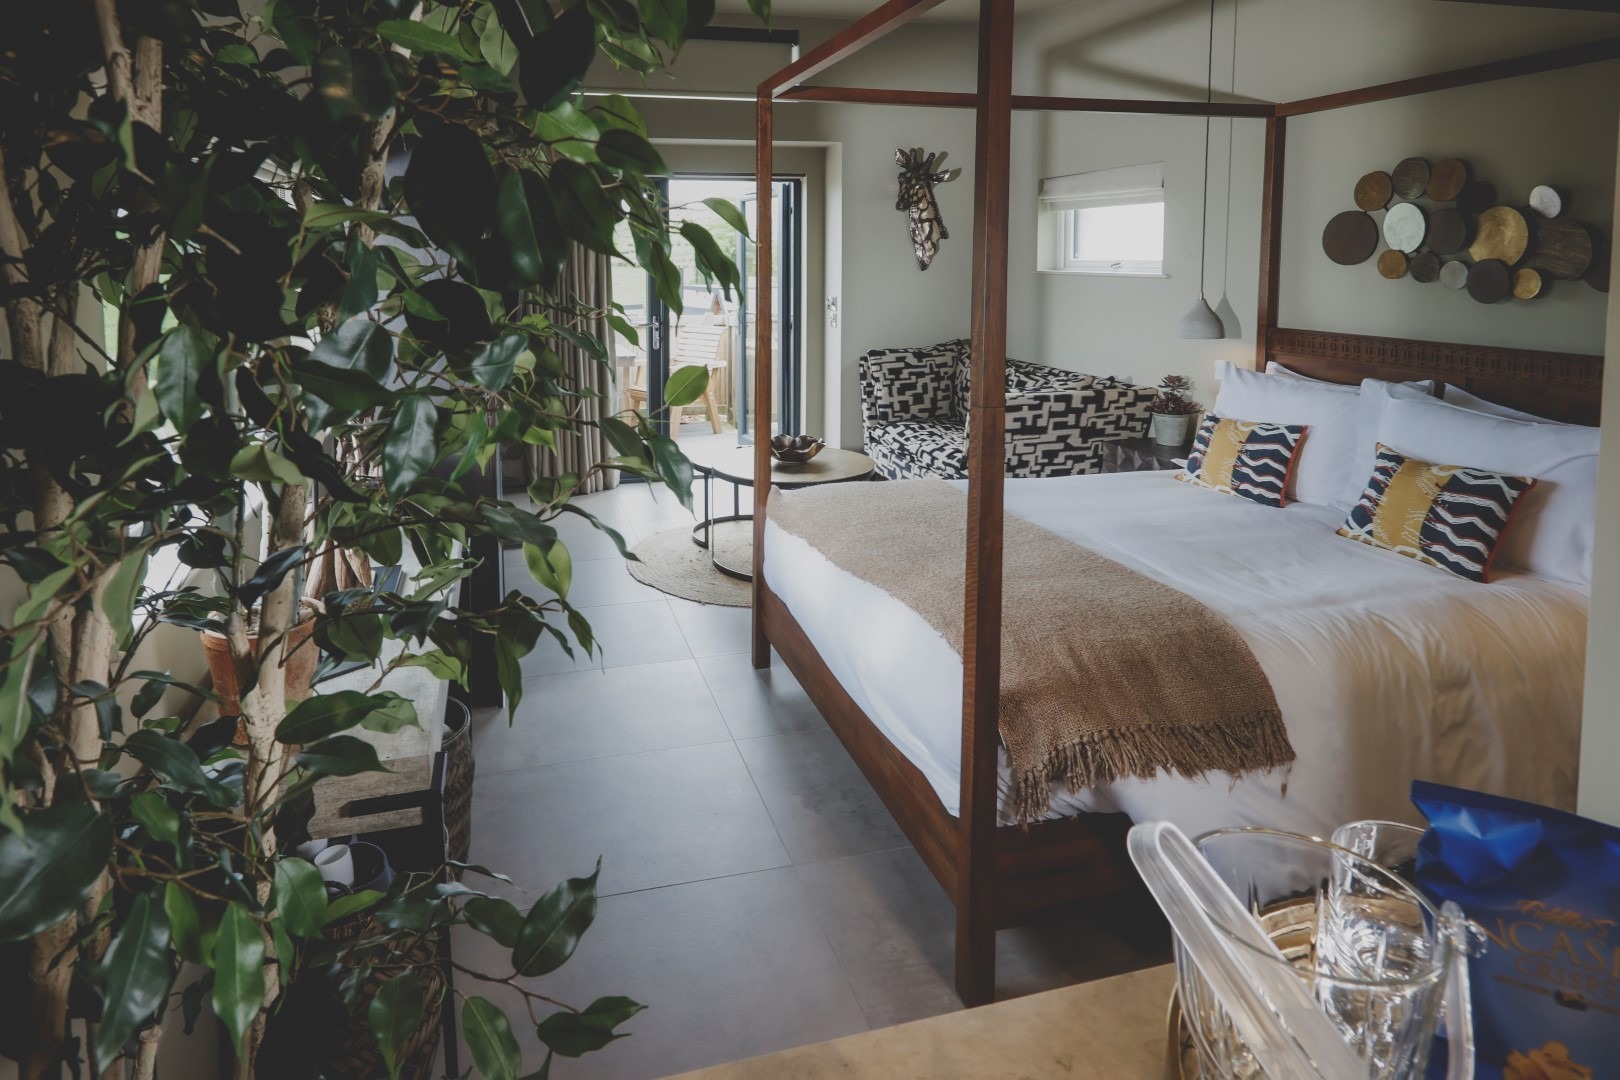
xmin=201 ymin=619 xmax=318 ymax=716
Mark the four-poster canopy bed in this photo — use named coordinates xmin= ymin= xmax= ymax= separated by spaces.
xmin=747 ymin=0 xmax=1614 ymax=1006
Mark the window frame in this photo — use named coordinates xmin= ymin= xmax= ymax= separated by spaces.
xmin=1053 ymin=194 xmax=1166 ymax=276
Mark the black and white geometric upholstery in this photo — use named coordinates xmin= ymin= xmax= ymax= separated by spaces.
xmin=858 ymin=339 xmax=1155 ymax=480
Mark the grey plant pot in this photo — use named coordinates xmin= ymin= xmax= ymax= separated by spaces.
xmin=1151 ymin=413 xmax=1192 ymax=446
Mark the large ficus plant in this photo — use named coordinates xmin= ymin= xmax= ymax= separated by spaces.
xmin=0 ymin=0 xmax=766 ymax=1076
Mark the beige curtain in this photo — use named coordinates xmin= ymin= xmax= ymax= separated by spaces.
xmin=528 ymin=245 xmax=620 ymax=493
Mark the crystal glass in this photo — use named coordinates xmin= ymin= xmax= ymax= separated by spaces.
xmin=1331 ymin=820 xmax=1424 ymax=884
xmin=1177 ymin=827 xmax=1458 ymax=1079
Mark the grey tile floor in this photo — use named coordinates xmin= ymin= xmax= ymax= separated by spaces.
xmin=457 ymin=479 xmax=1170 ymax=1079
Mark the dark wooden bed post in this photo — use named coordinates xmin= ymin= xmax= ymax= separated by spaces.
xmin=1254 ymin=115 xmax=1285 ymax=371
xmin=956 ymin=0 xmax=1015 ymax=1008
xmin=752 ymin=90 xmax=774 ymax=669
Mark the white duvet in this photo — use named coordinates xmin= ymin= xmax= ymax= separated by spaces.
xmin=762 ymin=471 xmax=1588 ymax=837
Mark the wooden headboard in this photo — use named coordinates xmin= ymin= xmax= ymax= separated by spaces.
xmin=1264 ymin=327 xmax=1604 ymax=426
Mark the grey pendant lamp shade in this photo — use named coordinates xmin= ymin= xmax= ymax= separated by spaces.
xmin=1177 ymin=0 xmax=1226 ymax=340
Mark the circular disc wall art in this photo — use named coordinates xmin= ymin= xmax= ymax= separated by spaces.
xmin=1322 ymin=210 xmax=1379 ymax=265
xmin=1427 ymin=158 xmax=1469 ymax=202
xmin=1354 ymin=171 xmax=1393 ymax=211
xmin=1468 ymin=206 xmax=1530 ymax=265
xmin=1512 ymin=268 xmax=1545 ymax=300
xmin=1427 ymin=208 xmax=1469 ymax=255
xmin=1410 ymin=252 xmax=1441 ymax=283
xmin=1392 ymin=157 xmax=1430 ymax=200
xmin=1456 ymin=180 xmax=1497 ymax=216
xmin=1378 ymin=250 xmax=1409 ymax=279
xmin=1383 ymin=202 xmax=1427 ymax=253
xmin=1467 ymin=259 xmax=1512 ymax=304
xmin=1439 ymin=260 xmax=1469 ymax=290
xmin=1529 ymin=185 xmax=1564 ymax=219
xmin=1523 ymin=218 xmax=1593 ymax=280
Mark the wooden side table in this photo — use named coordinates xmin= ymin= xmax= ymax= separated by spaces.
xmin=686 ymin=443 xmax=876 ymax=581
xmin=1103 ymin=436 xmax=1190 ymax=474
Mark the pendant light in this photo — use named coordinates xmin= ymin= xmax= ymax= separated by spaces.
xmin=1213 ymin=0 xmax=1242 ymax=338
xmin=1176 ymin=0 xmax=1224 ymax=340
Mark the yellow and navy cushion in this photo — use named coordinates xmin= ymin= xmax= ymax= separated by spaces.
xmin=1175 ymin=414 xmax=1306 ymax=508
xmin=1336 ymin=444 xmax=1536 ymax=582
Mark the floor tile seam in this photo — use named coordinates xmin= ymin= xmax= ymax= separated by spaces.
xmin=513 ymin=653 xmax=704 ymax=689
xmin=469 ymin=732 xmax=741 ymax=775
xmin=785 ymin=860 xmax=888 ymax=1034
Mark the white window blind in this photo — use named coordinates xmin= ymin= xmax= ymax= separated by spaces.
xmin=1040 ymin=162 xmax=1165 ymax=275
xmin=1039 ymin=162 xmax=1164 ymax=211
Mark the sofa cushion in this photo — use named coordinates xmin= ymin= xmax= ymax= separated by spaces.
xmin=865 ymin=420 xmax=968 ymax=480
xmin=951 ymin=351 xmax=1099 ymax=414
xmin=861 ymin=343 xmax=961 ymax=424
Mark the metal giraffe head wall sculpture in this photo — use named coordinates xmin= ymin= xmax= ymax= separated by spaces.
xmin=895 ymin=147 xmax=961 ymax=270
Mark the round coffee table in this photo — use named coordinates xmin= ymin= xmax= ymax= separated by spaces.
xmin=686 ymin=443 xmax=876 ymax=580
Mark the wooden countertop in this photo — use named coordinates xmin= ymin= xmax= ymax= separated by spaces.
xmin=667 ymin=964 xmax=1178 ymax=1080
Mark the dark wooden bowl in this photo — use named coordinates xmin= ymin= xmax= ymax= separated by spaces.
xmin=771 ymin=434 xmax=826 ymax=463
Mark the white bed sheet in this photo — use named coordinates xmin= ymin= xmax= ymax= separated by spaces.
xmin=763 ymin=471 xmax=1587 ymax=837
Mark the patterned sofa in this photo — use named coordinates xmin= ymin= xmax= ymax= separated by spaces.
xmin=858 ymin=339 xmax=1155 ymax=479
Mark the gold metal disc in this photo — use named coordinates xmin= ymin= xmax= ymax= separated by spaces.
xmin=1468 ymin=206 xmax=1530 ymax=266
xmin=1377 ymin=249 xmax=1409 ymax=279
xmin=1354 ymin=171 xmax=1392 ymax=212
xmin=1512 ymin=268 xmax=1544 ymax=299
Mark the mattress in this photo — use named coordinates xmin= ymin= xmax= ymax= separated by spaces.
xmin=762 ymin=471 xmax=1588 ymax=836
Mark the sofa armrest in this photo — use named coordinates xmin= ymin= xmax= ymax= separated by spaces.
xmin=859 ymin=342 xmax=964 ymax=427
xmin=1003 ymin=383 xmax=1155 ymax=444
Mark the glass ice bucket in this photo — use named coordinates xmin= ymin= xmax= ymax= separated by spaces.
xmin=1176 ymin=827 xmax=1470 ymax=1079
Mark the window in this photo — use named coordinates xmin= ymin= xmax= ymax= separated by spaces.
xmin=1039 ymin=162 xmax=1165 ymax=276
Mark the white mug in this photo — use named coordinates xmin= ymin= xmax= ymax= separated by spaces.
xmin=295 ymin=838 xmax=329 ymax=860
xmin=313 ymin=843 xmax=354 ymax=887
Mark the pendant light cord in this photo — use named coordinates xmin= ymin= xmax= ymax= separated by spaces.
xmin=1198 ymin=0 xmax=1214 ymax=299
xmin=1222 ymin=0 xmax=1238 ymax=295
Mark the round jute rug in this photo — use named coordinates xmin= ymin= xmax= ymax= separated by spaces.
xmin=626 ymin=522 xmax=752 ymax=607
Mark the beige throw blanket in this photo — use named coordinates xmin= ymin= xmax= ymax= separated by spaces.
xmin=767 ymin=479 xmax=1292 ymax=822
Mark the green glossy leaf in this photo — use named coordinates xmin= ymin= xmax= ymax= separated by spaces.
xmin=309 ymin=316 xmax=397 ymax=387
xmin=518 ymin=2 xmax=597 ymax=110
xmin=701 ymin=197 xmax=750 ymax=238
xmin=534 ymin=995 xmax=645 ymax=1057
xmin=639 ymin=0 xmax=688 ymax=46
xmin=492 ymin=172 xmax=544 ymax=287
xmin=156 ymin=326 xmax=213 ymax=429
xmin=213 ymin=901 xmax=266 ymax=1056
xmin=478 ymin=10 xmax=521 ymax=75
xmin=92 ymin=892 xmax=173 ymax=1066
xmin=369 ymin=972 xmax=427 ymax=1080
xmin=383 ymin=393 xmax=438 ymax=493
xmin=589 ymin=94 xmax=647 ymax=136
xmin=102 ymin=546 xmax=150 ymax=651
xmin=130 ymin=791 xmax=180 ymax=849
xmin=0 ymin=563 xmax=76 ymax=761
xmin=239 ymin=543 xmax=309 ymax=609
xmin=297 ymin=735 xmax=391 ymax=778
xmin=230 ymin=444 xmax=304 ymax=486
xmin=404 ymin=123 xmax=495 ymax=264
xmin=359 ymin=692 xmax=421 ymax=734
xmin=123 ymin=730 xmax=236 ymax=808
xmin=472 ymin=335 xmax=529 ymax=391
xmin=304 ymin=203 xmax=394 ymax=230
xmin=596 ymin=128 xmax=666 ymax=175
xmin=637 ymin=235 xmax=682 ymax=315
xmin=512 ymin=859 xmax=599 ymax=977
xmin=662 ymin=364 xmax=709 ymax=408
xmin=462 ymin=896 xmax=522 ymax=947
xmin=548 ymin=160 xmax=620 ymax=257
xmin=647 ymin=432 xmax=694 ymax=509
xmin=522 ymin=540 xmax=573 ymax=599
xmin=464 ymin=996 xmax=522 ymax=1080
xmin=679 ymin=220 xmax=740 ymax=299
xmin=273 ymin=857 xmax=329 ymax=937
xmin=313 ymin=47 xmax=397 ymax=122
xmin=531 ymin=101 xmax=600 ymax=163
xmin=322 ymin=889 xmax=385 ymax=926
xmin=276 ymin=690 xmax=393 ymax=744
xmin=321 ymin=610 xmax=384 ymax=661
xmin=396 ymin=649 xmax=467 ymax=683
xmin=0 ymin=801 xmax=114 ymax=944
xmin=164 ymin=882 xmax=212 ymax=965
xmin=376 ymin=18 xmax=475 ymax=59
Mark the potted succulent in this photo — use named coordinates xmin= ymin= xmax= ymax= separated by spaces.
xmin=1148 ymin=374 xmax=1202 ymax=446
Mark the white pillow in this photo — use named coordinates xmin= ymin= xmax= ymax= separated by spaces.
xmin=1442 ymin=384 xmax=1567 ymax=425
xmin=1214 ymin=362 xmax=1357 ymax=506
xmin=1347 ymin=379 xmax=1444 ymax=509
xmin=1266 ymin=361 xmax=1330 ymax=383
xmin=1375 ymin=397 xmax=1600 ymax=585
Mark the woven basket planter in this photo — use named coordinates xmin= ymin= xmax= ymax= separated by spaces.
xmin=444 ymin=697 xmax=474 ymax=874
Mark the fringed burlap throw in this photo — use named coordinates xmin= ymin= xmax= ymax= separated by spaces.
xmin=767 ymin=479 xmax=1292 ymax=822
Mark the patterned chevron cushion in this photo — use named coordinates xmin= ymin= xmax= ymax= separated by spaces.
xmin=860 ymin=343 xmax=960 ymax=424
xmin=1336 ymin=444 xmax=1536 ymax=582
xmin=1176 ymin=414 xmax=1306 ymax=508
